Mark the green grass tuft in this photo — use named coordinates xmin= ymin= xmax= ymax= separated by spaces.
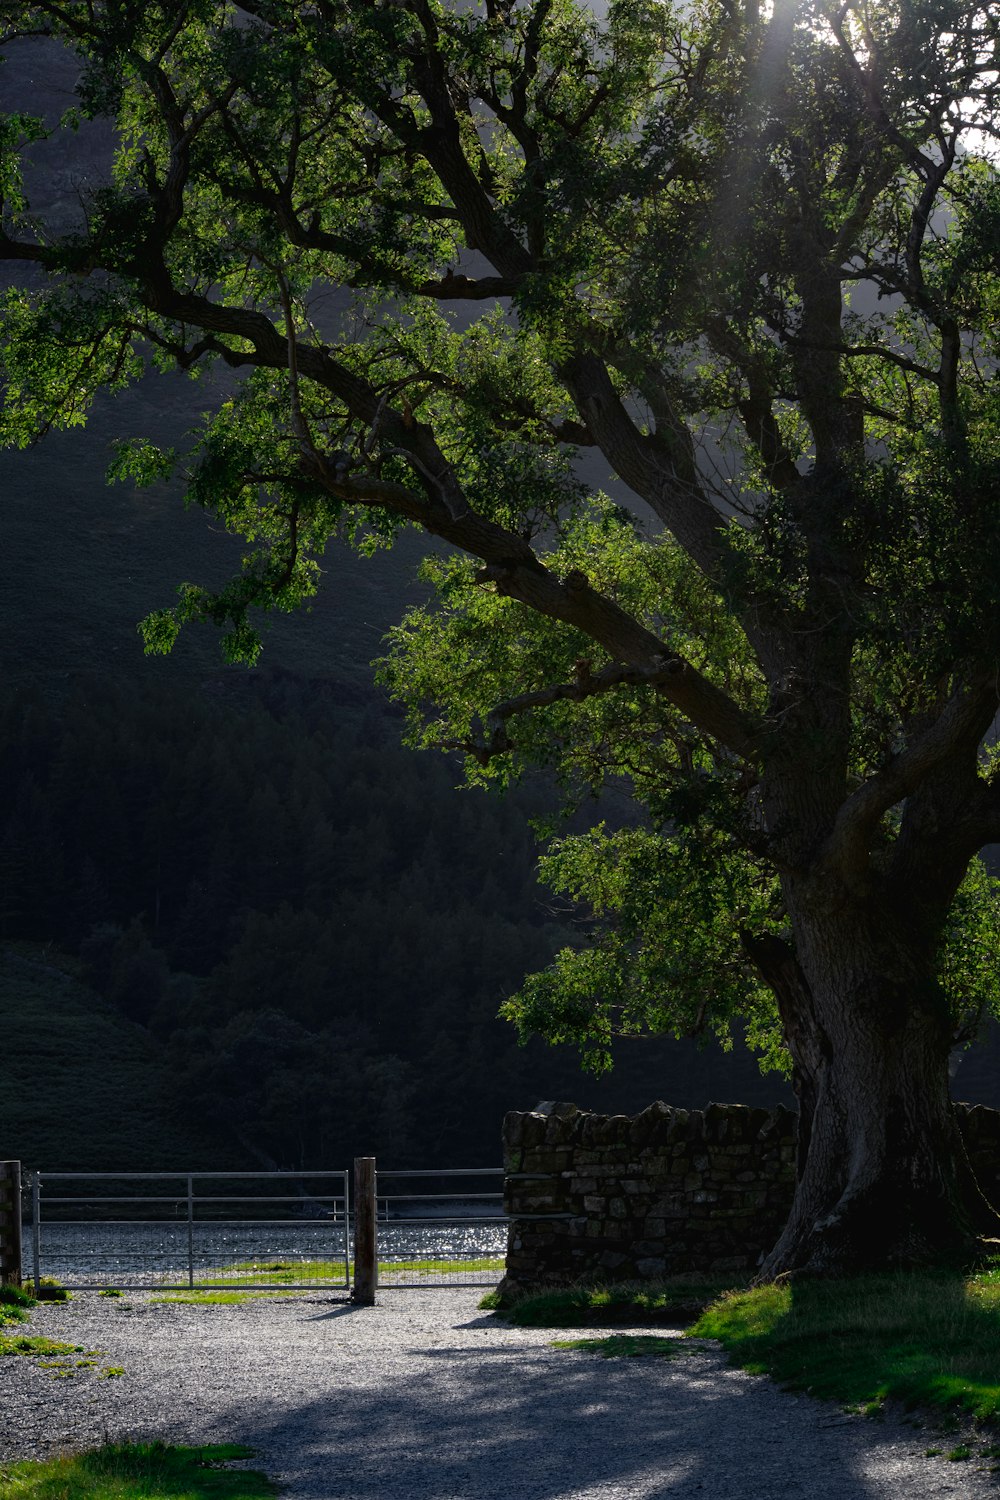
xmin=0 ymin=1440 xmax=276 ymax=1497
xmin=0 ymin=1284 xmax=36 ymax=1308
xmin=691 ymin=1269 xmax=1000 ymax=1421
xmin=0 ymin=1284 xmax=36 ymax=1329
xmin=0 ymin=1334 xmax=84 ymax=1358
xmin=35 ymin=1278 xmax=70 ymax=1302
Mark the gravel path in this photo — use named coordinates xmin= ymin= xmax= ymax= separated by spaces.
xmin=1 ymin=1289 xmax=998 ymax=1497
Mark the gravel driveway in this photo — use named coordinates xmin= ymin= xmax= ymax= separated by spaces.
xmin=1 ymin=1288 xmax=998 ymax=1497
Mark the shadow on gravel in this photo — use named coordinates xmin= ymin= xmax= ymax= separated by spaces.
xmin=301 ymin=1304 xmax=370 ymax=1322
xmin=212 ymin=1326 xmax=968 ymax=1500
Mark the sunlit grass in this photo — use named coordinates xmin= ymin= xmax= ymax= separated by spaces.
xmin=144 ymin=1254 xmax=504 ymax=1301
xmin=150 ymin=1291 xmax=297 ymax=1305
xmin=0 ymin=1283 xmax=34 ymax=1329
xmin=377 ymin=1257 xmax=505 ymax=1276
xmin=0 ymin=1332 xmax=85 ymax=1358
xmin=214 ymin=1255 xmax=504 ymax=1283
xmin=692 ymin=1268 xmax=1000 ymax=1420
xmin=0 ymin=1441 xmax=275 ymax=1498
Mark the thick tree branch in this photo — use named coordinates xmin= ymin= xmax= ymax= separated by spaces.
xmin=704 ymin=319 xmax=801 ymax=489
xmin=822 ymin=675 xmax=1000 ymax=881
xmin=559 ymin=353 xmax=728 ymax=579
xmin=447 ymin=658 xmax=732 ymax=766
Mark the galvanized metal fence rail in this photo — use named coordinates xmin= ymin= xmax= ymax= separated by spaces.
xmin=20 ymin=1163 xmax=509 ymax=1295
xmin=23 ymin=1170 xmax=351 ymax=1292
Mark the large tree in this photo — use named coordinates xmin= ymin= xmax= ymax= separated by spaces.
xmin=4 ymin=0 xmax=1000 ymax=1274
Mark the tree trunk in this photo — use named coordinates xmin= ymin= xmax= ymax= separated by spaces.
xmin=740 ymin=930 xmax=822 ymax=1179
xmin=756 ymin=893 xmax=1000 ymax=1280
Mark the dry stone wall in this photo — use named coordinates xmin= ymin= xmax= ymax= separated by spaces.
xmin=502 ymin=1100 xmax=797 ymax=1290
xmin=502 ymin=1100 xmax=1000 ymax=1291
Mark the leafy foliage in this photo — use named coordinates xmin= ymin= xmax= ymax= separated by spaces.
xmin=4 ymin=0 xmax=1000 ymax=1180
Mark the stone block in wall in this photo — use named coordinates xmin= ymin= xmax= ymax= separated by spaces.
xmin=522 ymin=1150 xmax=572 ymax=1173
xmin=598 ymin=1116 xmax=633 ymax=1145
xmin=518 ymin=1193 xmax=559 ymax=1212
xmin=708 ymin=1255 xmax=752 ymax=1274
xmin=710 ymin=1154 xmax=741 ymax=1172
xmin=519 ymin=1113 xmax=549 ymax=1147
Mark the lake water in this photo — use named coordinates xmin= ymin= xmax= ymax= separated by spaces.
xmin=21 ymin=1211 xmax=509 ymax=1289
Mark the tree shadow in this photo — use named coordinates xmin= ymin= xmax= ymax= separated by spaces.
xmin=188 ymin=1307 xmax=955 ymax=1499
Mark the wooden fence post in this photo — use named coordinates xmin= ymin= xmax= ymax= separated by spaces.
xmin=0 ymin=1162 xmax=22 ymax=1287
xmin=352 ymin=1156 xmax=377 ymax=1305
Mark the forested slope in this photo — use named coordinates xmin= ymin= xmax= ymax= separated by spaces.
xmin=0 ymin=945 xmax=243 ymax=1170
xmin=0 ymin=671 xmax=799 ymax=1171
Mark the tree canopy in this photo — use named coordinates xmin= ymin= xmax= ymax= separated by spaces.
xmin=5 ymin=0 xmax=1000 ymax=1272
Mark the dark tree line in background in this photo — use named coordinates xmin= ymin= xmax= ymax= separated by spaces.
xmin=0 ymin=671 xmax=552 ymax=1164
xmin=0 ymin=672 xmax=773 ymax=1167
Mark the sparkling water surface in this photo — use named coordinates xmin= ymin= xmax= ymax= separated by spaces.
xmin=20 ymin=1211 xmax=508 ymax=1287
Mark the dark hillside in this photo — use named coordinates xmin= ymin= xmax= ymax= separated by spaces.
xmin=0 ymin=374 xmax=438 ymax=699
xmin=0 ymin=678 xmax=795 ymax=1171
xmin=0 ymin=945 xmax=244 ymax=1170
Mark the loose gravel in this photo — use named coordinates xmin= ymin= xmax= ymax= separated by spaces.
xmin=1 ymin=1289 xmax=998 ymax=1497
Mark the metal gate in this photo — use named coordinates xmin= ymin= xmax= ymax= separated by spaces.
xmin=374 ymin=1167 xmax=506 ymax=1288
xmin=23 ymin=1170 xmax=351 ymax=1292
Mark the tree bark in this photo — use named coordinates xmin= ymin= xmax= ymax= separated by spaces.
xmin=755 ymin=891 xmax=1000 ymax=1279
xmin=740 ymin=931 xmax=824 ymax=1180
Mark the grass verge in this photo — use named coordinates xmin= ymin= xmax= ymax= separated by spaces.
xmin=150 ymin=1291 xmax=298 ymax=1306
xmin=197 ymin=1256 xmax=504 ymax=1287
xmin=480 ymin=1277 xmax=740 ymax=1327
xmin=692 ymin=1267 xmax=1000 ymax=1422
xmin=0 ymin=1441 xmax=276 ymax=1498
